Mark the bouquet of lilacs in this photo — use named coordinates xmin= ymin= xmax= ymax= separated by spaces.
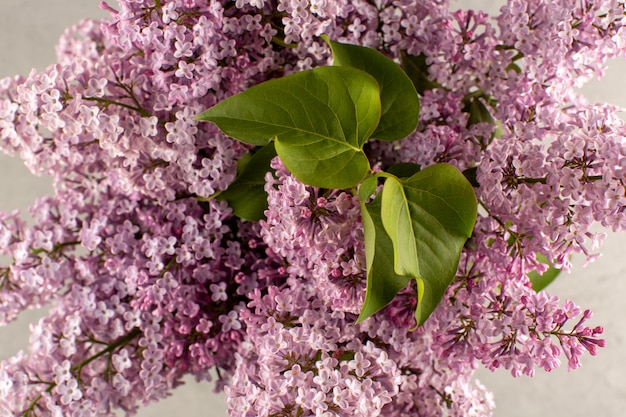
xmin=1 ymin=0 xmax=625 ymax=416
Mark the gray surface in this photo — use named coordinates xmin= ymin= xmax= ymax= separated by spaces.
xmin=0 ymin=1 xmax=624 ymax=416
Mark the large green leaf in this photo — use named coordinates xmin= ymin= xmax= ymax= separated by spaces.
xmin=196 ymin=66 xmax=380 ymax=189
xmin=357 ymin=177 xmax=412 ymax=322
xmin=380 ymin=164 xmax=477 ymax=325
xmin=217 ymin=143 xmax=276 ymax=221
xmin=323 ymin=36 xmax=419 ymax=141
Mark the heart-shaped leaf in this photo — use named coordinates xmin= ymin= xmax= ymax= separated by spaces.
xmin=217 ymin=142 xmax=277 ymax=221
xmin=357 ymin=177 xmax=412 ymax=322
xmin=324 ymin=36 xmax=419 ymax=141
xmin=380 ymin=164 xmax=477 ymax=325
xmin=196 ymin=66 xmax=381 ymax=189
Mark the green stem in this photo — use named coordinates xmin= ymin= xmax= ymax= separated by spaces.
xmin=518 ymin=176 xmax=547 ymax=185
xmin=479 ymin=199 xmax=519 ymax=236
xmin=31 ymin=240 xmax=81 ymax=257
xmin=271 ymin=36 xmax=298 ymax=49
xmin=113 ymin=82 xmax=155 ymax=121
xmin=511 ymin=51 xmax=524 ymax=62
xmin=78 ymin=139 xmax=99 ymax=148
xmin=517 ymin=174 xmax=603 ymax=185
xmin=495 ymin=44 xmax=516 ymax=51
xmin=373 ymin=171 xmax=397 ymax=181
xmin=585 ymin=175 xmax=603 ymax=182
xmin=72 ymin=328 xmax=141 ymax=376
xmin=19 ymin=328 xmax=141 ymax=415
xmin=84 ymin=97 xmax=152 ymax=118
xmin=194 ymin=190 xmax=222 ymax=202
xmin=21 ymin=389 xmax=51 ymax=416
xmin=0 ymin=268 xmax=13 ymax=291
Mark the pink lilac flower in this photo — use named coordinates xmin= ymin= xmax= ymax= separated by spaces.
xmin=0 ymin=0 xmax=624 ymax=416
xmin=261 ymin=158 xmax=367 ymax=315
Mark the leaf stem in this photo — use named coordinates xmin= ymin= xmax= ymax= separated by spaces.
xmin=194 ymin=190 xmax=222 ymax=202
xmin=271 ymin=36 xmax=297 ymax=49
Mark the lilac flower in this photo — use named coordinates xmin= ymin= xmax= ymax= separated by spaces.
xmin=210 ymin=282 xmax=228 ymax=302
xmin=219 ymin=311 xmax=242 ymax=332
xmin=0 ymin=0 xmax=624 ymax=415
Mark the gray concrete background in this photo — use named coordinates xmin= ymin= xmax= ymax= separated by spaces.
xmin=0 ymin=1 xmax=624 ymax=416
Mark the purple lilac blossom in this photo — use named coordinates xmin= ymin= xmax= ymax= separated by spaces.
xmin=0 ymin=0 xmax=624 ymax=416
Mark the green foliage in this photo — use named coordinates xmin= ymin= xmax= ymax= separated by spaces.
xmin=323 ymin=35 xmax=420 ymax=141
xmin=197 ymin=66 xmax=380 ymax=189
xmin=461 ymin=166 xmax=479 ymax=188
xmin=385 ymin=162 xmax=422 ymax=179
xmin=376 ymin=165 xmax=477 ymax=325
xmin=217 ymin=143 xmax=277 ymax=221
xmin=357 ymin=177 xmax=412 ymax=322
xmin=462 ymin=92 xmax=497 ymax=127
xmin=400 ymin=51 xmax=442 ymax=94
xmin=528 ymin=253 xmax=561 ymax=292
xmin=198 ymin=37 xmax=480 ymax=328
xmin=272 ymin=66 xmax=381 ymax=189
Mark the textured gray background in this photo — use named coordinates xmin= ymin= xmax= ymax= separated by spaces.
xmin=0 ymin=1 xmax=624 ymax=416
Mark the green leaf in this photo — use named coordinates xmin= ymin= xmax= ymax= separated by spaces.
xmin=380 ymin=164 xmax=477 ymax=326
xmin=465 ymin=96 xmax=495 ymax=127
xmin=197 ymin=66 xmax=381 ymax=189
xmin=235 ymin=151 xmax=254 ymax=173
xmin=462 ymin=93 xmax=501 ymax=148
xmin=323 ymin=36 xmax=419 ymax=141
xmin=385 ymin=162 xmax=421 ymax=179
xmin=462 ymin=166 xmax=479 ymax=188
xmin=357 ymin=177 xmax=412 ymax=322
xmin=400 ymin=50 xmax=442 ymax=95
xmin=528 ymin=253 xmax=561 ymax=292
xmin=462 ymin=91 xmax=497 ymax=124
xmin=217 ymin=143 xmax=276 ymax=221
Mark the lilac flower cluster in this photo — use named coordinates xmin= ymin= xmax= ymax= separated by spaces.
xmin=227 ymin=282 xmax=494 ymax=417
xmin=261 ymin=158 xmax=366 ymax=315
xmin=0 ymin=0 xmax=624 ymax=416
